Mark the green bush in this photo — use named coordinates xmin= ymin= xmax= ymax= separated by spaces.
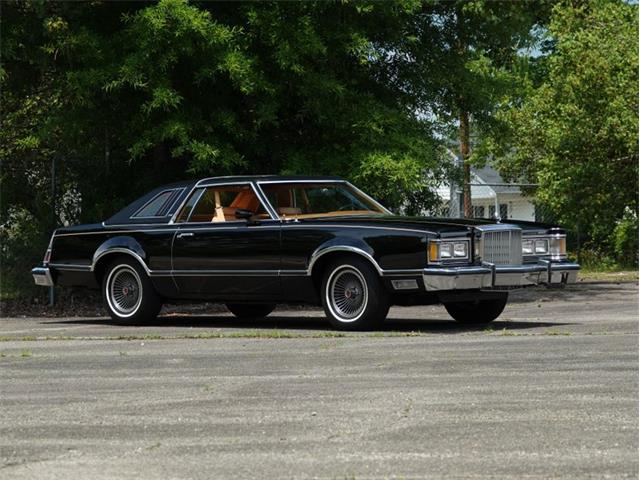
xmin=612 ymin=207 xmax=638 ymax=267
xmin=0 ymin=207 xmax=49 ymax=298
xmin=578 ymin=248 xmax=619 ymax=272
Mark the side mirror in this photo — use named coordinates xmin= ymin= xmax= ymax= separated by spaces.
xmin=235 ymin=208 xmax=254 ymax=221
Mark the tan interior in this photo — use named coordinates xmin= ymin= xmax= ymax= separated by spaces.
xmin=278 ymin=207 xmax=302 ymax=217
xmin=211 ymin=189 xmax=263 ymax=222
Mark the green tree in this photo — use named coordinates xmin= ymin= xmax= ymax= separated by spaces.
xmin=0 ymin=0 xmax=448 ymax=296
xmin=493 ymin=0 xmax=638 ymax=259
xmin=407 ymin=1 xmax=553 ymax=217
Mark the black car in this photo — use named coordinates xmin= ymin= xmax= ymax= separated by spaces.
xmin=32 ymin=175 xmax=579 ymax=329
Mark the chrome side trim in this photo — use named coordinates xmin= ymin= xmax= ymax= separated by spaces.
xmin=257 ymin=179 xmax=347 ymax=185
xmin=170 ymin=269 xmax=279 ymax=277
xmin=307 ymin=246 xmax=383 ymax=275
xmin=279 ymin=269 xmax=309 ymax=276
xmin=91 ymin=248 xmax=151 ymax=275
xmin=148 ymin=268 xmax=423 ymax=277
xmin=54 ymin=229 xmax=178 ymax=237
xmin=284 ymin=224 xmax=434 ymax=235
xmin=48 ymin=263 xmax=92 ymax=271
xmin=55 ymin=224 xmax=434 ymax=237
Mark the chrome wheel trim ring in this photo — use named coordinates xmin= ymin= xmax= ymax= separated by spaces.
xmin=325 ymin=266 xmax=369 ymax=323
xmin=106 ymin=265 xmax=143 ymax=318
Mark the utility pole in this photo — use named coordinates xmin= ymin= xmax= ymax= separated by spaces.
xmin=446 ymin=148 xmax=462 ymax=218
xmin=459 ymin=109 xmax=472 ymax=218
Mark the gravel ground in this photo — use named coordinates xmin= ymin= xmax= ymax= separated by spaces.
xmin=0 ymin=282 xmax=638 ymax=479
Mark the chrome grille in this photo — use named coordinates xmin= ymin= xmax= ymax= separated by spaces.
xmin=480 ymin=227 xmax=522 ymax=265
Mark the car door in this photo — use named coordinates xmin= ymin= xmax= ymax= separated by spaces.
xmin=171 ymin=183 xmax=281 ymax=300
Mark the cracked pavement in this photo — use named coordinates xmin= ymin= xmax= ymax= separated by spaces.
xmin=1 ymin=282 xmax=638 ymax=479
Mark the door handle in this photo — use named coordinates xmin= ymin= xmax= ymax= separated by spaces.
xmin=177 ymin=232 xmax=194 ymax=239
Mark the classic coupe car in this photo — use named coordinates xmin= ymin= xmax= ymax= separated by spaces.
xmin=32 ymin=175 xmax=579 ymax=329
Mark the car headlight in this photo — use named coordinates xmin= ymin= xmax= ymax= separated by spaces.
xmin=535 ymin=239 xmax=549 ymax=254
xmin=429 ymin=240 xmax=469 ymax=262
xmin=453 ymin=243 xmax=467 ymax=257
xmin=522 ymin=234 xmax=566 ymax=258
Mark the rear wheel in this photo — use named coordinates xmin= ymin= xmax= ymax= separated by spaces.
xmin=443 ymin=293 xmax=508 ymax=325
xmin=321 ymin=257 xmax=389 ymax=330
xmin=102 ymin=258 xmax=162 ymax=324
xmin=226 ymin=303 xmax=276 ymax=319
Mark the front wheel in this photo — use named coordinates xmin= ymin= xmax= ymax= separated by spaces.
xmin=103 ymin=258 xmax=162 ymax=324
xmin=226 ymin=303 xmax=276 ymax=319
xmin=443 ymin=293 xmax=508 ymax=325
xmin=321 ymin=257 xmax=389 ymax=330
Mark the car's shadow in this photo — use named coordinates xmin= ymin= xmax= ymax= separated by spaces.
xmin=47 ymin=314 xmax=573 ymax=333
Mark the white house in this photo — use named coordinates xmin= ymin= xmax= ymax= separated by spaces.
xmin=435 ymin=165 xmax=536 ymax=221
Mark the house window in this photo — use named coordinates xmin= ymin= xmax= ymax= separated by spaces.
xmin=473 ymin=206 xmax=485 ymax=218
xmin=489 ymin=204 xmax=508 ymax=219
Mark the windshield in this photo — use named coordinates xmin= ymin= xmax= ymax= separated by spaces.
xmin=259 ymin=182 xmax=388 ymax=219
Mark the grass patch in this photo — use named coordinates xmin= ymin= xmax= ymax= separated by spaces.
xmin=0 ymin=330 xmax=430 ymax=342
xmin=543 ymin=329 xmax=571 ymax=336
xmin=578 ymin=270 xmax=638 ymax=283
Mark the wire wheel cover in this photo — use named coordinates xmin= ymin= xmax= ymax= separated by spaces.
xmin=329 ymin=267 xmax=368 ymax=320
xmin=108 ymin=267 xmax=142 ymax=315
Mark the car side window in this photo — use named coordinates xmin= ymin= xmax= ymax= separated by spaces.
xmin=132 ymin=189 xmax=184 ymax=218
xmin=176 ymin=185 xmax=268 ymax=223
xmin=175 ymin=188 xmax=204 ymax=223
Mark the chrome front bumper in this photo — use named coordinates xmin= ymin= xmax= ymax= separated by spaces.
xmin=423 ymin=261 xmax=580 ymax=291
xmin=32 ymin=266 xmax=54 ymax=287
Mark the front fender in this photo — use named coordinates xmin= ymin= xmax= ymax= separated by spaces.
xmin=307 ymin=237 xmax=382 ymax=275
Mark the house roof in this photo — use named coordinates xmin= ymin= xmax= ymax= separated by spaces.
xmin=472 ymin=166 xmax=522 ymax=194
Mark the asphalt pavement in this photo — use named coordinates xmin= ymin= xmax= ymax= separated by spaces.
xmin=1 ymin=282 xmax=638 ymax=479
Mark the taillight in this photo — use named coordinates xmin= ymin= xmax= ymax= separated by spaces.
xmin=43 ymin=232 xmax=55 ymax=264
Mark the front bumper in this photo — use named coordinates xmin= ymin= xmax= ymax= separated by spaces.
xmin=32 ymin=266 xmax=54 ymax=287
xmin=423 ymin=261 xmax=580 ymax=291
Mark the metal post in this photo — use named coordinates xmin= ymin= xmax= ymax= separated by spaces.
xmin=49 ymin=156 xmax=56 ymax=307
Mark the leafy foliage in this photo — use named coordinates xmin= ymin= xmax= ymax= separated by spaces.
xmin=613 ymin=207 xmax=638 ymax=266
xmin=1 ymin=0 xmax=635 ymax=300
xmin=492 ymin=0 xmax=638 ymax=253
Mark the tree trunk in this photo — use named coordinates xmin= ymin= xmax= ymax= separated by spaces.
xmin=459 ymin=108 xmax=472 ymax=218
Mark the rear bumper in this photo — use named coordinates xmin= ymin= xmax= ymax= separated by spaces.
xmin=423 ymin=261 xmax=580 ymax=291
xmin=32 ymin=266 xmax=54 ymax=287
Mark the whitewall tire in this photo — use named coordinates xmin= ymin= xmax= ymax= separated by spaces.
xmin=321 ymin=257 xmax=389 ymax=330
